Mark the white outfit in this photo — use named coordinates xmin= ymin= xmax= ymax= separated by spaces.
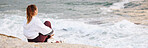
xmin=23 ymin=16 xmax=52 ymax=39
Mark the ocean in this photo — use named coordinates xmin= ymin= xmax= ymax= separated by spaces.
xmin=0 ymin=0 xmax=148 ymax=48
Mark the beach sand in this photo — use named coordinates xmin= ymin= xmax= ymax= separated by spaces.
xmin=0 ymin=34 xmax=100 ymax=48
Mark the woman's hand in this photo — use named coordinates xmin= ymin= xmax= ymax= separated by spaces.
xmin=48 ymin=34 xmax=54 ymax=39
xmin=45 ymin=30 xmax=53 ymax=36
xmin=51 ymin=34 xmax=54 ymax=36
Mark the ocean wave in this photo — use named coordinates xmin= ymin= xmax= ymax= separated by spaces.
xmin=0 ymin=1 xmax=148 ymax=47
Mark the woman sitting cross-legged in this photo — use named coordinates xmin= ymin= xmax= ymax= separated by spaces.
xmin=23 ymin=4 xmax=61 ymax=43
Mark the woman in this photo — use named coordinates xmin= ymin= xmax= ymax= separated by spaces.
xmin=23 ymin=4 xmax=54 ymax=42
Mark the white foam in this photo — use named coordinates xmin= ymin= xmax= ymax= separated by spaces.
xmin=109 ymin=0 xmax=143 ymax=9
xmin=0 ymin=14 xmax=27 ymax=41
xmin=100 ymin=0 xmax=131 ymax=14
xmin=100 ymin=0 xmax=143 ymax=15
xmin=43 ymin=18 xmax=148 ymax=48
xmin=0 ymin=10 xmax=148 ymax=48
xmin=109 ymin=0 xmax=130 ymax=9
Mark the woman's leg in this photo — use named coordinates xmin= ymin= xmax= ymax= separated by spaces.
xmin=44 ymin=21 xmax=52 ymax=28
xmin=28 ymin=33 xmax=48 ymax=42
xmin=44 ymin=21 xmax=53 ymax=42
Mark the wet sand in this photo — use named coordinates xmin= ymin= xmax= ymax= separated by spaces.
xmin=112 ymin=0 xmax=148 ymax=25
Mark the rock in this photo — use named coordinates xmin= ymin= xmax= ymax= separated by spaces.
xmin=0 ymin=34 xmax=100 ymax=48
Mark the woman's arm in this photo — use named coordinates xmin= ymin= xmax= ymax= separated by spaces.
xmin=34 ymin=18 xmax=53 ymax=35
xmin=45 ymin=29 xmax=54 ymax=35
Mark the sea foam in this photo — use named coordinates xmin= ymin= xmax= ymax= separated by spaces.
xmin=0 ymin=10 xmax=148 ymax=48
xmin=43 ymin=18 xmax=148 ymax=48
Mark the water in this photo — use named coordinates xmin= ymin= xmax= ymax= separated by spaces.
xmin=0 ymin=0 xmax=148 ymax=48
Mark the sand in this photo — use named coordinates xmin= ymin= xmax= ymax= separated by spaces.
xmin=0 ymin=34 xmax=100 ymax=48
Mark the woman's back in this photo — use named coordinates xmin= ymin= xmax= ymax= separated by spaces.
xmin=23 ymin=16 xmax=52 ymax=39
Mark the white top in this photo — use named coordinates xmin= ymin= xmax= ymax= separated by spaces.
xmin=23 ymin=16 xmax=52 ymax=39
